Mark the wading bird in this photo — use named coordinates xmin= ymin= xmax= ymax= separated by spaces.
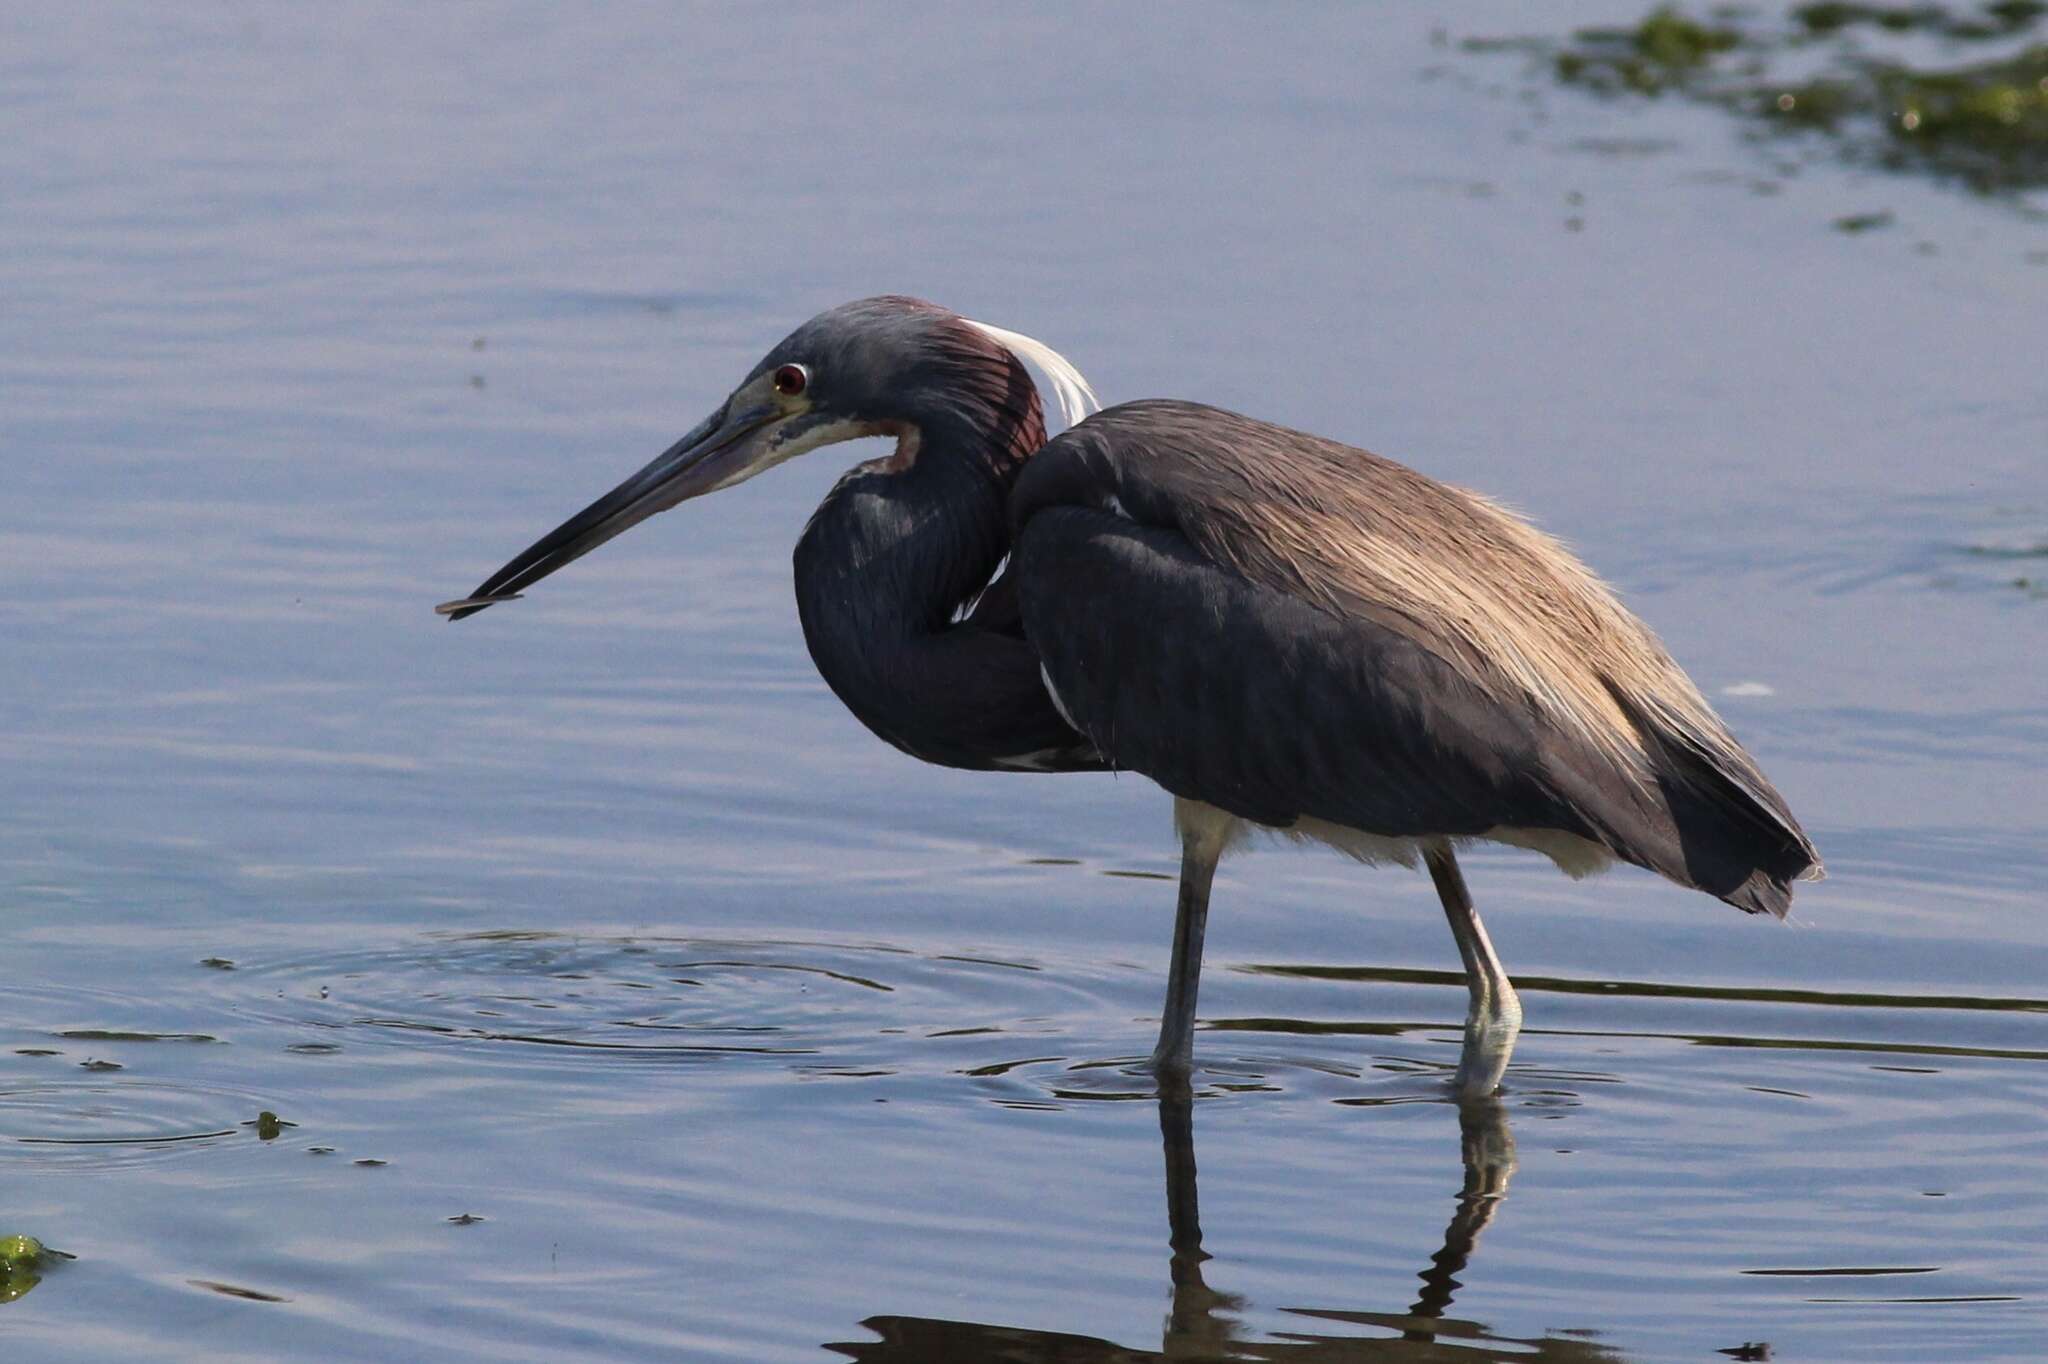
xmin=440 ymin=296 xmax=1820 ymax=1094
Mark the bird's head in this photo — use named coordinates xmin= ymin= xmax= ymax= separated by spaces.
xmin=438 ymin=296 xmax=1095 ymax=619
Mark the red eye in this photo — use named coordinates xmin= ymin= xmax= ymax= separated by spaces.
xmin=772 ymin=364 xmax=808 ymax=397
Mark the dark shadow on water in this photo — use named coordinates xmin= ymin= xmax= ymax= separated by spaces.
xmin=1240 ymin=961 xmax=2048 ymax=1016
xmin=826 ymin=1069 xmax=1629 ymax=1363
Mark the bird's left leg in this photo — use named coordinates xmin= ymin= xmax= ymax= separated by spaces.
xmin=1150 ymin=801 xmax=1237 ymax=1074
xmin=1424 ymin=846 xmax=1522 ymax=1097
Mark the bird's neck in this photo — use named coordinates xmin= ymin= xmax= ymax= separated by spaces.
xmin=798 ymin=424 xmax=1013 ymax=625
xmin=791 ymin=415 xmax=1052 ymax=769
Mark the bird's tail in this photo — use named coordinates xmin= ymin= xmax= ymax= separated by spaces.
xmin=1613 ymin=689 xmax=1822 ymax=917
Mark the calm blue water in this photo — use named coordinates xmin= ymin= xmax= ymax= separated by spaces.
xmin=3 ymin=5 xmax=2045 ymax=1360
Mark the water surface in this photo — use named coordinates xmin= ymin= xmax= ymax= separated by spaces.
xmin=2 ymin=4 xmax=2045 ymax=1360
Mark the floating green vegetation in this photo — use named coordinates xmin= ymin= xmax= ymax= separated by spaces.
xmin=0 ymin=1236 xmax=46 ymax=1269
xmin=1859 ymin=47 xmax=2048 ymax=189
xmin=0 ymin=1234 xmax=75 ymax=1305
xmin=189 ymin=1278 xmax=288 ymax=1303
xmin=1793 ymin=1 xmax=2045 ymax=39
xmin=1552 ymin=7 xmax=1744 ymax=94
xmin=59 ymin=1029 xmax=217 ymax=1043
xmin=245 ymin=1110 xmax=296 ymax=1141
xmin=1470 ymin=2 xmax=2048 ymax=196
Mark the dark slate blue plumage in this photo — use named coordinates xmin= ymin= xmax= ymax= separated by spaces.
xmin=441 ymin=297 xmax=1821 ymax=1089
xmin=794 ymin=437 xmax=1101 ymax=774
xmin=1011 ymin=401 xmax=1818 ymax=916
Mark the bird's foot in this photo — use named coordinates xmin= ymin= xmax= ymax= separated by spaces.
xmin=1450 ymin=1006 xmax=1521 ymax=1100
xmin=1146 ymin=1041 xmax=1195 ymax=1079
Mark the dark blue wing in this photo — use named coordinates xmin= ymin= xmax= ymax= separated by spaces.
xmin=1009 ymin=403 xmax=1814 ymax=914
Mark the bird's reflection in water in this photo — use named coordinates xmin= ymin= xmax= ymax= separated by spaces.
xmin=826 ymin=1061 xmax=1627 ymax=1363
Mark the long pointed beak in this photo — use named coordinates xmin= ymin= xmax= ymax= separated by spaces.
xmin=437 ymin=399 xmax=784 ymax=620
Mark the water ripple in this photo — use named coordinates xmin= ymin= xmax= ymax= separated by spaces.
xmin=212 ymin=933 xmax=1119 ymax=1079
xmin=0 ymin=1077 xmax=282 ymax=1170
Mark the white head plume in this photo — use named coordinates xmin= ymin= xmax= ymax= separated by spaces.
xmin=962 ymin=318 xmax=1101 ymax=431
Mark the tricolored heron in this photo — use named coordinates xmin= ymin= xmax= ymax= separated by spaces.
xmin=440 ymin=296 xmax=1821 ymax=1094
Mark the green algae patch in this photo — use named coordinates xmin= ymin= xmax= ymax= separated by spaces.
xmin=0 ymin=1235 xmax=76 ymax=1305
xmin=1555 ymin=8 xmax=1745 ymax=95
xmin=1760 ymin=41 xmax=2048 ymax=191
xmin=1793 ymin=1 xmax=2045 ymax=38
xmin=245 ymin=1110 xmax=296 ymax=1141
xmin=1870 ymin=47 xmax=2048 ymax=189
xmin=1472 ymin=3 xmax=2048 ymax=197
xmin=1632 ymin=7 xmax=1743 ymax=64
xmin=59 ymin=1029 xmax=218 ymax=1043
xmin=0 ymin=1235 xmax=45 ymax=1268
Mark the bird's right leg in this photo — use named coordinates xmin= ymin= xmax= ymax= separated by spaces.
xmin=1424 ymin=846 xmax=1522 ymax=1097
xmin=1150 ymin=801 xmax=1235 ymax=1074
